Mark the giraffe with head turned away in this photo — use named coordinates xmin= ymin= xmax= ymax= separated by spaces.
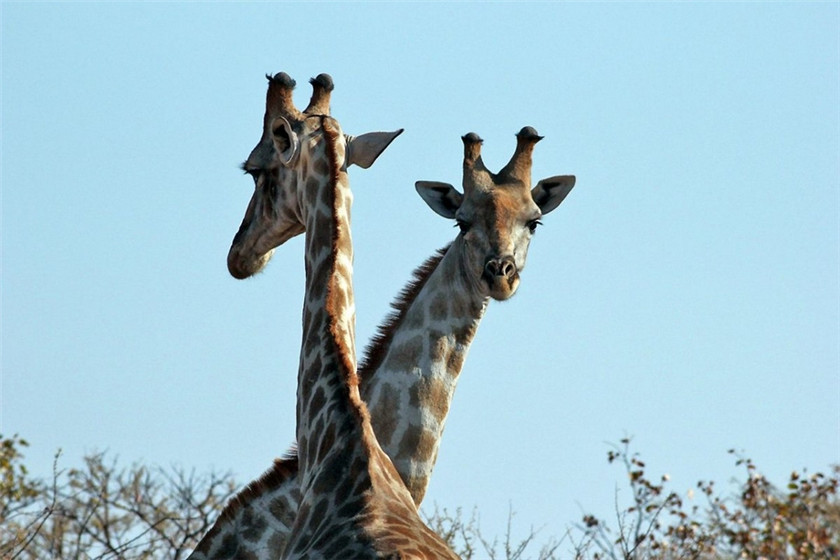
xmin=190 ymin=126 xmax=576 ymax=559
xmin=194 ymin=71 xmax=459 ymax=559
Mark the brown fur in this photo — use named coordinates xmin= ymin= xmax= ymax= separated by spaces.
xmin=193 ymin=452 xmax=299 ymax=554
xmin=235 ymin=454 xmax=299 ymax=513
xmin=321 ymin=114 xmax=364 ymax=400
xmin=357 ymin=246 xmax=450 ymax=383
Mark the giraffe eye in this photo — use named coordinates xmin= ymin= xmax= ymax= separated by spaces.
xmin=527 ymin=219 xmax=543 ymax=234
xmin=243 ymin=167 xmax=261 ymax=185
xmin=455 ymin=219 xmax=471 ymax=235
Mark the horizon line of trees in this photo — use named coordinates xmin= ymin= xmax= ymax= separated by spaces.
xmin=1 ymin=433 xmax=837 ymax=559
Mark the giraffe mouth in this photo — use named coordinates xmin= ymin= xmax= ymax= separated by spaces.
xmin=227 ymin=209 xmax=305 ymax=279
xmin=227 ymin=245 xmax=274 ymax=279
xmin=483 ymin=271 xmax=520 ymax=301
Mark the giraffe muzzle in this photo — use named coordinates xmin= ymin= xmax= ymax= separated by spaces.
xmin=482 ymin=256 xmax=520 ymax=299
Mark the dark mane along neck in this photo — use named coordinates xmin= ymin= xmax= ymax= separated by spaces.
xmin=320 ymin=115 xmax=358 ymax=393
xmin=357 ymin=245 xmax=451 ymax=380
xmin=190 ymin=451 xmax=299 ymax=556
xmin=296 ymin=114 xmax=371 ymax=481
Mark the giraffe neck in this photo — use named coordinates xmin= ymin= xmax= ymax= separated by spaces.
xmin=294 ymin=117 xmax=363 ymax=486
xmin=286 ymin=119 xmax=383 ymax=556
xmin=284 ymin=120 xmax=456 ymax=559
xmin=359 ymin=238 xmax=488 ymax=504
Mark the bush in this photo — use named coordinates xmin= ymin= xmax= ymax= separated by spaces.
xmin=572 ymin=438 xmax=840 ymax=559
xmin=2 ymin=434 xmax=836 ymax=559
xmin=0 ymin=435 xmax=236 ymax=560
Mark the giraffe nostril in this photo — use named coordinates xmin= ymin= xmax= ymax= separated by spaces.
xmin=484 ymin=256 xmax=517 ymax=280
xmin=499 ymin=258 xmax=515 ymax=279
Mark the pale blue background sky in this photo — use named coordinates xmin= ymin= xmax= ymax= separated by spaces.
xmin=3 ymin=1 xmax=838 ymax=550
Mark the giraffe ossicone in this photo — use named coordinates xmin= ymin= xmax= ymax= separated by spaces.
xmin=226 ymin=72 xmax=403 ymax=281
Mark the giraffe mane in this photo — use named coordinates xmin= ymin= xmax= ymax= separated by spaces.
xmin=227 ymin=449 xmax=299 ymax=517
xmin=321 ymin=115 xmax=365 ymax=397
xmin=358 ymin=245 xmax=451 ymax=381
xmin=193 ymin=448 xmax=299 ymax=553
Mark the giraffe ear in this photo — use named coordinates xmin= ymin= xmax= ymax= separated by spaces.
xmin=270 ymin=117 xmax=299 ymax=166
xmin=531 ymin=175 xmax=576 ymax=215
xmin=345 ymin=129 xmax=404 ymax=169
xmin=415 ymin=181 xmax=463 ymax=219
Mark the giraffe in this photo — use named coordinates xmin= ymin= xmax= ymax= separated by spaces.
xmin=191 ymin=127 xmax=575 ymax=558
xmin=363 ymin=127 xmax=575 ymax=501
xmin=195 ymin=71 xmax=458 ymax=559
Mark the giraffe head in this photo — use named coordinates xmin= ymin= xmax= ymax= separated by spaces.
xmin=416 ymin=127 xmax=575 ymax=300
xmin=227 ymin=72 xmax=403 ymax=279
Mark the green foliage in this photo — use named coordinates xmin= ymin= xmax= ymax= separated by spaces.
xmin=0 ymin=434 xmax=42 ymax=517
xmin=1 ymin=434 xmax=47 ymax=558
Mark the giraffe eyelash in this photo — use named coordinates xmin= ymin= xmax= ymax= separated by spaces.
xmin=527 ymin=219 xmax=543 ymax=233
xmin=454 ymin=219 xmax=471 ymax=234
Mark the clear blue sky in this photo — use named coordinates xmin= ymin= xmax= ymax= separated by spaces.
xmin=3 ymin=1 xmax=838 ymax=549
